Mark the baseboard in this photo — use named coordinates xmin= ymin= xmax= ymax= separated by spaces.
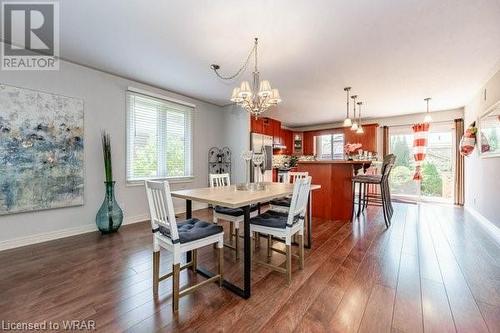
xmin=465 ymin=205 xmax=500 ymax=245
xmin=0 ymin=213 xmax=150 ymax=252
xmin=0 ymin=204 xmax=210 ymax=252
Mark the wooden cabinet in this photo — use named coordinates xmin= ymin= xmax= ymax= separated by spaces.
xmin=250 ymin=117 xmax=263 ymax=134
xmin=285 ymin=130 xmax=293 ymax=155
xmin=343 ymin=123 xmax=378 ymax=152
xmin=303 ymin=131 xmax=315 ymax=155
xmin=272 ymin=119 xmax=282 ymax=144
xmin=262 ymin=118 xmax=273 ymax=136
xmin=293 ymin=132 xmax=303 ymax=155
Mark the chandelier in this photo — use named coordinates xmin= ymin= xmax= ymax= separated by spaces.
xmin=211 ymin=38 xmax=281 ymax=118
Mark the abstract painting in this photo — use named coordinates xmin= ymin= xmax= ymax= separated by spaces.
xmin=0 ymin=84 xmax=84 ymax=215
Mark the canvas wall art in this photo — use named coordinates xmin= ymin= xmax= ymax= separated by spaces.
xmin=0 ymin=84 xmax=84 ymax=215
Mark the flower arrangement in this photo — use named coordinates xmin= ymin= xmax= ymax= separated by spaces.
xmin=344 ymin=143 xmax=362 ymax=155
xmin=344 ymin=143 xmax=362 ymax=160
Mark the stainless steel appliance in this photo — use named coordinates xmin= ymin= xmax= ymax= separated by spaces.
xmin=251 ymin=133 xmax=273 ymax=182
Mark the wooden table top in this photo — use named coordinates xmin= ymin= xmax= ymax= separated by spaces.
xmin=171 ymin=182 xmax=321 ymax=208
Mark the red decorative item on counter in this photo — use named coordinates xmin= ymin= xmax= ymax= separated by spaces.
xmin=459 ymin=121 xmax=477 ymax=156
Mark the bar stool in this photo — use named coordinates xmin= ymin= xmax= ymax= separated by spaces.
xmin=351 ymin=154 xmax=396 ymax=227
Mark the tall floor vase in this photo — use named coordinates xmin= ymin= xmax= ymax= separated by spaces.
xmin=96 ymin=181 xmax=123 ymax=234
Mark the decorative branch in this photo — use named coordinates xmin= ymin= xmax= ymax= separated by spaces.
xmin=101 ymin=131 xmax=113 ymax=182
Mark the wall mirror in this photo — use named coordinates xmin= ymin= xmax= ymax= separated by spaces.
xmin=479 ymin=100 xmax=500 ymax=158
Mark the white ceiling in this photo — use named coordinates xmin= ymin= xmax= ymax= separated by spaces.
xmin=60 ymin=0 xmax=500 ymax=126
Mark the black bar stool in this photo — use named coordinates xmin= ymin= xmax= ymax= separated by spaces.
xmin=351 ymin=154 xmax=396 ymax=227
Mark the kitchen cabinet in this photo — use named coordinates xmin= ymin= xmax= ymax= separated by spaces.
xmin=262 ymin=117 xmax=273 ymax=136
xmin=272 ymin=119 xmax=282 ymax=144
xmin=343 ymin=123 xmax=378 ymax=153
xmin=293 ymin=132 xmax=303 ymax=155
xmin=303 ymin=131 xmax=315 ymax=155
xmin=285 ymin=129 xmax=293 ymax=155
xmin=251 ymin=117 xmax=263 ymax=134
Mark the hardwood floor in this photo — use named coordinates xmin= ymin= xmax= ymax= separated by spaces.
xmin=0 ymin=203 xmax=498 ymax=332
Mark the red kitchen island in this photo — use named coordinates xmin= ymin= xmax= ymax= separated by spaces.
xmin=297 ymin=160 xmax=372 ymax=221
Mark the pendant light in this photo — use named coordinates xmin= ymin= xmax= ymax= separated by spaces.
xmin=350 ymin=95 xmax=358 ymax=131
xmin=343 ymin=87 xmax=352 ymax=127
xmin=423 ymin=97 xmax=432 ymax=123
xmin=356 ymin=101 xmax=364 ymax=134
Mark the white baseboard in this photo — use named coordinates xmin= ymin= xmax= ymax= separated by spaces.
xmin=465 ymin=205 xmax=500 ymax=245
xmin=0 ymin=204 xmax=210 ymax=252
xmin=0 ymin=213 xmax=148 ymax=252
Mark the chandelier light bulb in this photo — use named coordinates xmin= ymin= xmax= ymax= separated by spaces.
xmin=269 ymin=89 xmax=281 ymax=103
xmin=343 ymin=87 xmax=352 ymax=127
xmin=356 ymin=126 xmax=364 ymax=134
xmin=343 ymin=118 xmax=352 ymax=127
xmin=350 ymin=95 xmax=358 ymax=131
xmin=239 ymin=81 xmax=252 ymax=98
xmin=258 ymin=80 xmax=272 ymax=97
xmin=424 ymin=97 xmax=432 ymax=123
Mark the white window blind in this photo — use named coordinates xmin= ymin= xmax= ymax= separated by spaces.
xmin=316 ymin=133 xmax=344 ymax=159
xmin=126 ymin=90 xmax=194 ymax=182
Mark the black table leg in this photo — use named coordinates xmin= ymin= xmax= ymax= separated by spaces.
xmin=306 ymin=192 xmax=312 ymax=249
xmin=242 ymin=205 xmax=251 ymax=298
xmin=186 ymin=200 xmax=192 ymax=262
xmin=188 ymin=200 xmax=252 ymax=299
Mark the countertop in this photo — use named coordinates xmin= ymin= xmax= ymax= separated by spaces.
xmin=297 ymin=160 xmax=373 ymax=164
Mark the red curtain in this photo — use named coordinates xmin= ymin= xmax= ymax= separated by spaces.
xmin=412 ymin=123 xmax=430 ymax=180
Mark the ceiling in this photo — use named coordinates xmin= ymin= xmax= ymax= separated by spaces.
xmin=60 ymin=0 xmax=500 ymax=126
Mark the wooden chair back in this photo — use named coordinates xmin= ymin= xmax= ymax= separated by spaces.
xmin=287 ymin=176 xmax=312 ymax=228
xmin=145 ymin=180 xmax=179 ymax=242
xmin=209 ymin=173 xmax=231 ymax=188
xmin=289 ymin=171 xmax=309 ymax=183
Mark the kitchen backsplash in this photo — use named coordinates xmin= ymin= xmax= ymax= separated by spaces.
xmin=273 ymin=154 xmax=315 ymax=167
xmin=272 ymin=154 xmax=290 ymax=168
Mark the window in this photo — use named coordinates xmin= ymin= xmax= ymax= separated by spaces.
xmin=388 ymin=122 xmax=455 ymax=202
xmin=126 ymin=90 xmax=194 ymax=183
xmin=316 ymin=133 xmax=344 ymax=159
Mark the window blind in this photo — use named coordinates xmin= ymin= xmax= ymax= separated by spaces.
xmin=316 ymin=134 xmax=344 ymax=159
xmin=126 ymin=90 xmax=193 ymax=182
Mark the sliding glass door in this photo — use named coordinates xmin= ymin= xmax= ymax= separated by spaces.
xmin=389 ymin=122 xmax=455 ymax=202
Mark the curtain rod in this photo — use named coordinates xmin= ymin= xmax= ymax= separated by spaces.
xmin=385 ymin=119 xmax=461 ymax=128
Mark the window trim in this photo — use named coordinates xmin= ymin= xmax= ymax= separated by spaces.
xmin=125 ymin=87 xmax=195 ymax=185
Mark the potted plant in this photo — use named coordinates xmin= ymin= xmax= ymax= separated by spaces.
xmin=96 ymin=131 xmax=123 ymax=234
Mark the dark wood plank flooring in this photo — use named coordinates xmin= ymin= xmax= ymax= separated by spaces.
xmin=0 ymin=203 xmax=498 ymax=332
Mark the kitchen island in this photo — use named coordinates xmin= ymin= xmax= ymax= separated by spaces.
xmin=297 ymin=160 xmax=372 ymax=220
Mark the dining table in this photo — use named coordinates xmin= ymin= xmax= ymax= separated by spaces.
xmin=171 ymin=182 xmax=321 ymax=299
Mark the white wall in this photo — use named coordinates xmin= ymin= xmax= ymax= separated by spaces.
xmin=0 ymin=59 xmax=226 ymax=249
xmin=464 ymin=69 xmax=500 ymax=227
xmin=222 ymin=104 xmax=250 ymax=184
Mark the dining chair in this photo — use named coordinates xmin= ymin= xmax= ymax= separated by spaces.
xmin=250 ymin=176 xmax=312 ymax=284
xmin=269 ymin=171 xmax=309 ymax=211
xmin=145 ymin=180 xmax=224 ymax=312
xmin=209 ymin=173 xmax=258 ymax=260
xmin=351 ymin=154 xmax=396 ymax=227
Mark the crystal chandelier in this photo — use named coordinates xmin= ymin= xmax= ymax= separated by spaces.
xmin=211 ymin=38 xmax=281 ymax=118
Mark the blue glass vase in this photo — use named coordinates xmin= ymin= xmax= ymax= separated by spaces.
xmin=96 ymin=181 xmax=123 ymax=234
